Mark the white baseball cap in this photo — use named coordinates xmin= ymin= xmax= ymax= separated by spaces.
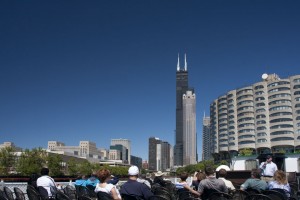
xmin=128 ymin=166 xmax=139 ymax=176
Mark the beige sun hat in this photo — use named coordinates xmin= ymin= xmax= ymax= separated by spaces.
xmin=154 ymin=171 xmax=164 ymax=177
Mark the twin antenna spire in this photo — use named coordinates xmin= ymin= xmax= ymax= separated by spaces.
xmin=177 ymin=53 xmax=187 ymax=71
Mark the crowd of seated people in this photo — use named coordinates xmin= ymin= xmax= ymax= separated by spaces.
xmin=5 ymin=163 xmax=294 ymax=200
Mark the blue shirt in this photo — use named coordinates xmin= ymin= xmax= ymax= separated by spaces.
xmin=268 ymin=181 xmax=291 ymax=197
xmin=120 ymin=179 xmax=153 ymax=200
xmin=75 ymin=179 xmax=87 ymax=186
xmin=85 ymin=177 xmax=100 ymax=187
xmin=241 ymin=178 xmax=267 ymax=192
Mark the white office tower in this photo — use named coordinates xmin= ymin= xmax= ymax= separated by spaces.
xmin=182 ymin=90 xmax=197 ymax=165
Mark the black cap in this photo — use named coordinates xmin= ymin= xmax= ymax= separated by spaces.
xmin=266 ymin=155 xmax=272 ymax=159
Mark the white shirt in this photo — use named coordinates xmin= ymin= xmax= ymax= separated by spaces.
xmin=36 ymin=175 xmax=56 ymax=196
xmin=95 ymin=183 xmax=121 ymax=199
xmin=137 ymin=178 xmax=151 ymax=189
xmin=218 ymin=177 xmax=235 ymax=190
xmin=259 ymin=161 xmax=278 ymax=176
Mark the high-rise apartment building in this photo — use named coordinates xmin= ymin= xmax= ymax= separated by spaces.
xmin=202 ymin=116 xmax=212 ymax=161
xmin=174 ymin=54 xmax=196 ymax=166
xmin=210 ymin=74 xmax=300 ymax=156
xmin=148 ymin=137 xmax=172 ymax=171
xmin=111 ymin=139 xmax=131 ymax=164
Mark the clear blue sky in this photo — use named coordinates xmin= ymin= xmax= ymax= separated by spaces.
xmin=1 ymin=0 xmax=299 ymax=160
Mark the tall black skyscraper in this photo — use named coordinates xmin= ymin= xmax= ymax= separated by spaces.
xmin=174 ymin=54 xmax=189 ymax=166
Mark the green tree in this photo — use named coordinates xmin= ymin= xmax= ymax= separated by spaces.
xmin=16 ymin=148 xmax=47 ymax=175
xmin=77 ymin=160 xmax=92 ymax=175
xmin=239 ymin=148 xmax=253 ymax=156
xmin=0 ymin=147 xmax=16 ymax=175
xmin=67 ymin=158 xmax=78 ymax=176
xmin=47 ymin=154 xmax=63 ymax=176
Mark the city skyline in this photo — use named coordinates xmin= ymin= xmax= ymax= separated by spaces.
xmin=1 ymin=1 xmax=300 ymax=160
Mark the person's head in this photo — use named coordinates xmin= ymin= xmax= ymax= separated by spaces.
xmin=97 ymin=169 xmax=111 ymax=183
xmin=205 ymin=166 xmax=215 ymax=176
xmin=128 ymin=166 xmax=139 ymax=177
xmin=218 ymin=169 xmax=227 ymax=178
xmin=180 ymin=172 xmax=189 ymax=182
xmin=251 ymin=168 xmax=261 ymax=179
xmin=196 ymin=172 xmax=206 ymax=181
xmin=154 ymin=171 xmax=164 ymax=177
xmin=274 ymin=170 xmax=287 ymax=185
xmin=153 ymin=176 xmax=165 ymax=186
xmin=266 ymin=155 xmax=273 ymax=163
xmin=40 ymin=168 xmax=49 ymax=176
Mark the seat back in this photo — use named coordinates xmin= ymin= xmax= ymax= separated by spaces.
xmin=0 ymin=190 xmax=8 ymax=200
xmin=245 ymin=194 xmax=272 ymax=200
xmin=56 ymin=191 xmax=70 ymax=200
xmin=3 ymin=187 xmax=14 ymax=200
xmin=148 ymin=195 xmax=170 ymax=200
xmin=78 ymin=196 xmax=93 ymax=200
xmin=208 ymin=192 xmax=233 ymax=200
xmin=14 ymin=187 xmax=26 ymax=200
xmin=201 ymin=188 xmax=219 ymax=200
xmin=0 ymin=195 xmax=8 ymax=200
xmin=26 ymin=188 xmax=41 ymax=200
xmin=76 ymin=186 xmax=90 ymax=198
xmin=121 ymin=194 xmax=143 ymax=200
xmin=269 ymin=188 xmax=290 ymax=199
xmin=96 ymin=191 xmax=113 ymax=200
xmin=177 ymin=189 xmax=192 ymax=200
xmin=262 ymin=190 xmax=286 ymax=200
xmin=232 ymin=189 xmax=249 ymax=200
xmin=153 ymin=189 xmax=171 ymax=200
xmin=63 ymin=185 xmax=76 ymax=200
xmin=37 ymin=186 xmax=49 ymax=198
xmin=246 ymin=188 xmax=261 ymax=195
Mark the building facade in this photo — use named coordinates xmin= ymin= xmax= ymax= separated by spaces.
xmin=111 ymin=139 xmax=131 ymax=164
xmin=182 ymin=90 xmax=197 ymax=165
xmin=174 ymin=54 xmax=196 ymax=166
xmin=148 ymin=137 xmax=172 ymax=171
xmin=210 ymin=74 xmax=300 ymax=156
xmin=131 ymin=155 xmax=142 ymax=169
xmin=202 ymin=116 xmax=212 ymax=161
xmin=110 ymin=144 xmax=128 ymax=163
xmin=0 ymin=142 xmax=22 ymax=151
xmin=47 ymin=141 xmax=102 ymax=161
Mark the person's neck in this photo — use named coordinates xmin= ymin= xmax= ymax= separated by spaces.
xmin=129 ymin=176 xmax=137 ymax=181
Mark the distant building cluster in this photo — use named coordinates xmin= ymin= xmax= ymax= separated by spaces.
xmin=209 ymin=73 xmax=300 ymax=158
xmin=0 ymin=142 xmax=22 ymax=151
xmin=148 ymin=137 xmax=173 ymax=171
xmin=47 ymin=139 xmax=142 ymax=167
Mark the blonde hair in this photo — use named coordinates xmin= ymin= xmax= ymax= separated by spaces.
xmin=274 ymin=170 xmax=287 ymax=185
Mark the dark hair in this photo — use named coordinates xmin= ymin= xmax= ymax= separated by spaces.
xmin=97 ymin=169 xmax=111 ymax=183
xmin=28 ymin=173 xmax=40 ymax=187
xmin=218 ymin=169 xmax=227 ymax=178
xmin=153 ymin=176 xmax=166 ymax=187
xmin=196 ymin=172 xmax=206 ymax=181
xmin=180 ymin=172 xmax=189 ymax=181
xmin=41 ymin=168 xmax=49 ymax=176
xmin=205 ymin=166 xmax=215 ymax=176
xmin=251 ymin=168 xmax=261 ymax=179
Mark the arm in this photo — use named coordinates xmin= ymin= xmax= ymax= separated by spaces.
xmin=183 ymin=184 xmax=200 ymax=197
xmin=111 ymin=187 xmax=121 ymax=200
xmin=240 ymin=179 xmax=249 ymax=191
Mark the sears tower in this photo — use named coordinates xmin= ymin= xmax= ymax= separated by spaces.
xmin=174 ymin=54 xmax=197 ymax=166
